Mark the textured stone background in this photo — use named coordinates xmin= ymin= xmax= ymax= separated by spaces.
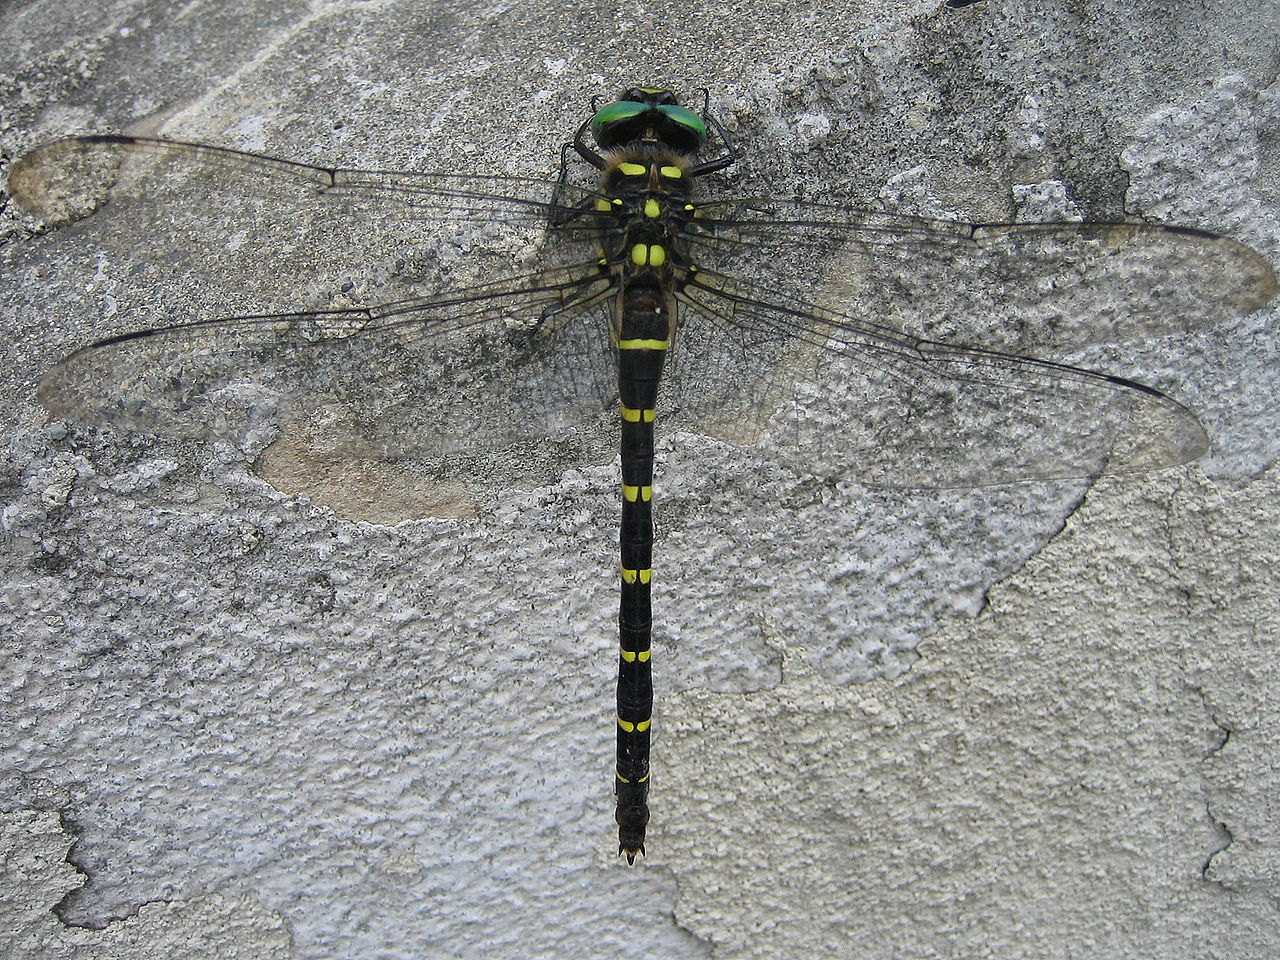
xmin=2 ymin=1 xmax=1278 ymax=957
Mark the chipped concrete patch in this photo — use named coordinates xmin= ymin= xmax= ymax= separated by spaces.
xmin=663 ymin=466 xmax=1280 ymax=957
xmin=1 ymin=810 xmax=293 ymax=959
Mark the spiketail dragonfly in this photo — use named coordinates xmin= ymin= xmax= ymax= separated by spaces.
xmin=10 ymin=87 xmax=1276 ymax=863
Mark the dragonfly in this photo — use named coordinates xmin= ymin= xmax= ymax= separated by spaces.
xmin=11 ymin=86 xmax=1276 ymax=863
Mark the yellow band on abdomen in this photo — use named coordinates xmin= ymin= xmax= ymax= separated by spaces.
xmin=622 ymin=484 xmax=653 ymax=503
xmin=620 ymin=405 xmax=656 ymax=423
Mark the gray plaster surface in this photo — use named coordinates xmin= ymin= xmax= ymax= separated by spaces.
xmin=2 ymin=0 xmax=1278 ymax=957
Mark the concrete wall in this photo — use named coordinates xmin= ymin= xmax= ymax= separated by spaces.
xmin=3 ymin=1 xmax=1277 ymax=957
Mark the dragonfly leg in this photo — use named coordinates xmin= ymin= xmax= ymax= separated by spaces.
xmin=689 ymin=106 xmax=739 ymax=176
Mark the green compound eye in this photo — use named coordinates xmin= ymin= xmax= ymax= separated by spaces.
xmin=591 ymin=100 xmax=647 ymax=140
xmin=657 ymin=104 xmax=707 ymax=143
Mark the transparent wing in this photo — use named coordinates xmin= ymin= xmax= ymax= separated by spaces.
xmin=8 ymin=135 xmax=604 ymax=231
xmin=662 ymin=265 xmax=1209 ymax=487
xmin=13 ymin=137 xmax=1270 ymax=357
xmin=14 ymin=138 xmax=1271 ymax=347
xmin=19 ymin=134 xmax=1271 ymax=491
xmin=691 ymin=198 xmax=1277 ymax=353
xmin=38 ymin=263 xmax=622 ymax=491
xmin=17 ymin=135 xmax=626 ymax=502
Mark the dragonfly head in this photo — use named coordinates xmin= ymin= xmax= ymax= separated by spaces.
xmin=591 ymin=87 xmax=707 ymax=155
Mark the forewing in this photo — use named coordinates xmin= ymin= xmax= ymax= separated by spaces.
xmin=8 ymin=135 xmax=601 ymax=230
xmin=692 ymin=198 xmax=1277 ymax=353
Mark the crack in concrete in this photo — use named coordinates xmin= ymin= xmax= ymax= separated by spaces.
xmin=1192 ymin=684 xmax=1237 ymax=885
xmin=1201 ymin=806 xmax=1234 ymax=882
xmin=1191 ymin=683 xmax=1235 ymax=757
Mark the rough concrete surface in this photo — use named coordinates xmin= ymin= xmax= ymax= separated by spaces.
xmin=1 ymin=1 xmax=1277 ymax=958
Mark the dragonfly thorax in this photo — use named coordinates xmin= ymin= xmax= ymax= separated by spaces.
xmin=595 ymin=146 xmax=697 ymax=289
xmin=600 ymin=146 xmax=693 ymax=198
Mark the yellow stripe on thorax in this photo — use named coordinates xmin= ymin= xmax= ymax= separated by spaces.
xmin=616 ymin=338 xmax=669 ymax=350
xmin=629 ymin=243 xmax=667 ymax=268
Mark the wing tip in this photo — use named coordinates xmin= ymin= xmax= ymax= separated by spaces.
xmin=8 ymin=136 xmax=121 ymax=225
